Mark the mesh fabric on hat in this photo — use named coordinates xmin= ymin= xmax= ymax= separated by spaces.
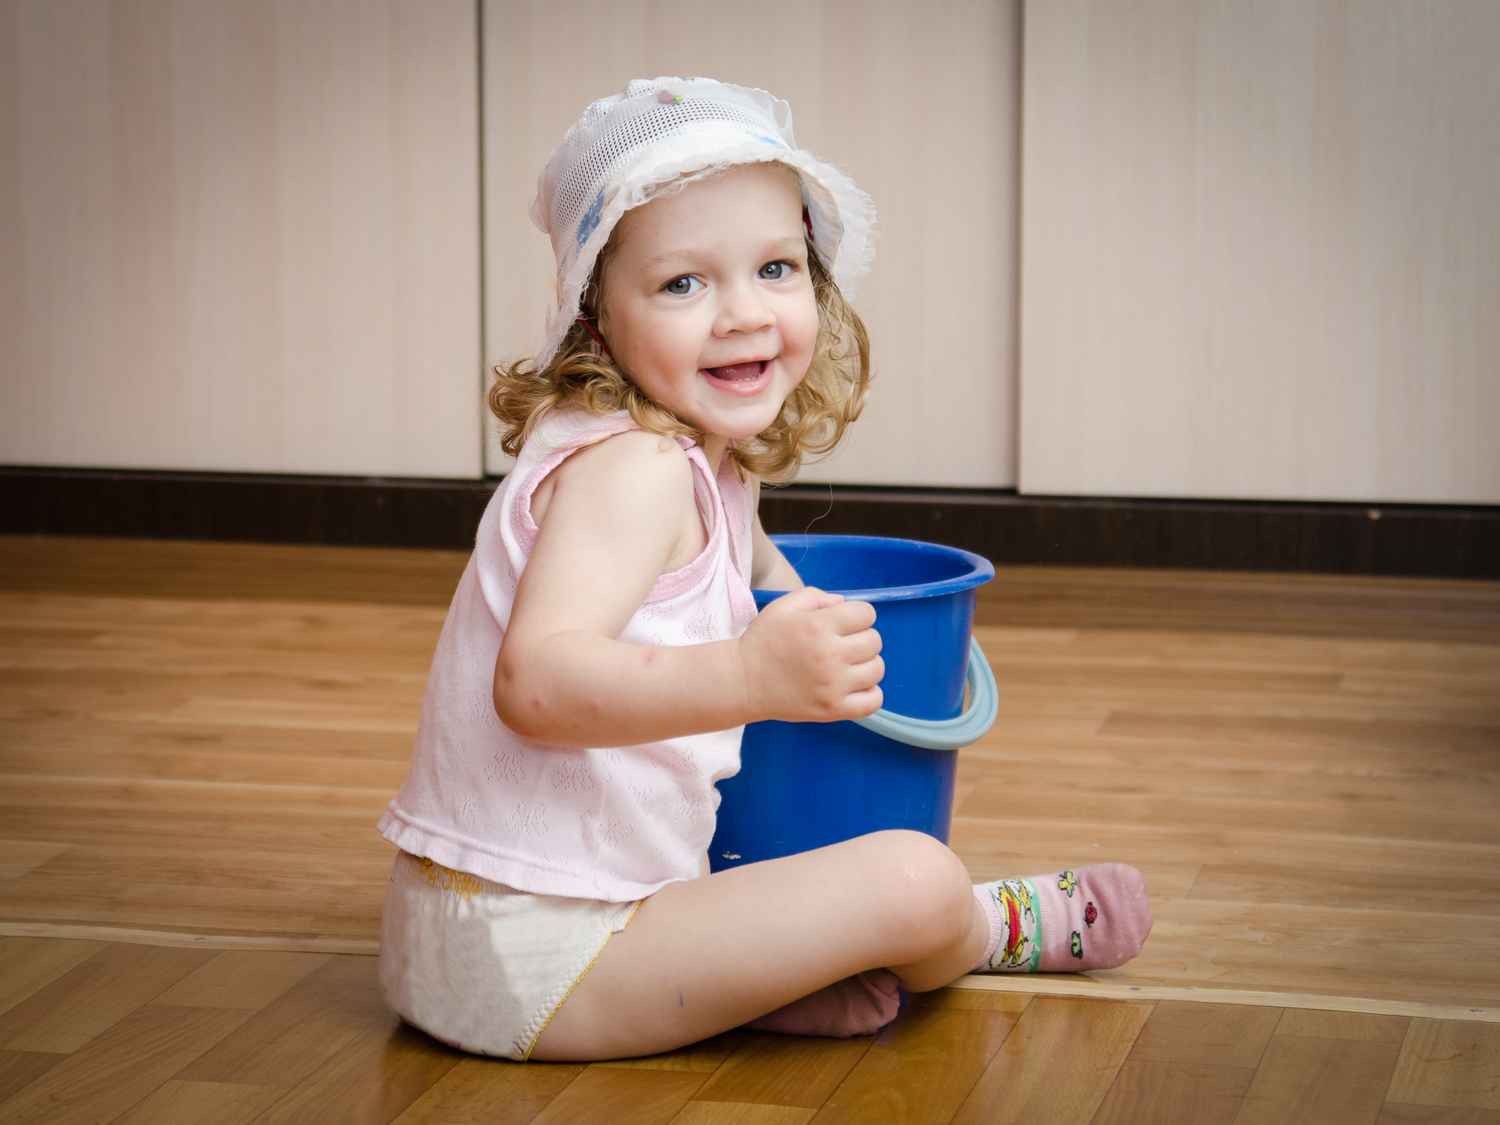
xmin=530 ymin=77 xmax=876 ymax=366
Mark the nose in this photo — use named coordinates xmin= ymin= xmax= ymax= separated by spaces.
xmin=713 ymin=276 xmax=776 ymax=337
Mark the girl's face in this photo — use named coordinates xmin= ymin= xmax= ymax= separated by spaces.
xmin=598 ymin=163 xmax=819 ymax=444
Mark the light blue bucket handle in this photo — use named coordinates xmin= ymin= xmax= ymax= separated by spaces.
xmin=852 ymin=637 xmax=998 ymax=751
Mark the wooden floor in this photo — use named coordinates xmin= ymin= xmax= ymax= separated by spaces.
xmin=1 ymin=535 xmax=1498 ymax=1123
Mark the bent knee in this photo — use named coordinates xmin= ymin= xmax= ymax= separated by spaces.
xmin=855 ymin=831 xmax=974 ymax=951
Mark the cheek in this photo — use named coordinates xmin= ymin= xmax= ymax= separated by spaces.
xmin=787 ymin=297 xmax=821 ymax=362
xmin=601 ymin=304 xmax=656 ymax=369
xmin=613 ymin=303 xmax=690 ymax=360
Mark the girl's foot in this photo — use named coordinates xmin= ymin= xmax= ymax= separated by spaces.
xmin=743 ymin=968 xmax=901 ymax=1037
xmin=970 ymin=863 xmax=1152 ymax=973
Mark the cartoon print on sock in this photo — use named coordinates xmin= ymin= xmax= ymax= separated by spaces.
xmin=1058 ymin=870 xmax=1078 ymax=897
xmin=1084 ymin=901 xmax=1097 ymax=927
xmin=985 ymin=879 xmax=1040 ymax=971
xmin=1071 ymin=930 xmax=1083 ymax=959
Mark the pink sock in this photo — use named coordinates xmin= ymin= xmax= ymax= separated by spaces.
xmin=743 ymin=969 xmax=901 ymax=1037
xmin=970 ymin=863 xmax=1152 ymax=973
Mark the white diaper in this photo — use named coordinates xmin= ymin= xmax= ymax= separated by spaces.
xmin=379 ymin=851 xmax=639 ymax=1060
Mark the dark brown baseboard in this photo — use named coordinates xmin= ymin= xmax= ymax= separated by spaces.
xmin=0 ymin=466 xmax=494 ymax=551
xmin=2 ymin=465 xmax=1496 ymax=578
xmin=759 ymin=485 xmax=1500 ymax=579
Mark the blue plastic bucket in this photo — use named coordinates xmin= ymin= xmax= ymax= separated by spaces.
xmin=710 ymin=534 xmax=996 ymax=872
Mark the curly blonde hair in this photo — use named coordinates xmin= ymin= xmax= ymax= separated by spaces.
xmin=488 ymin=238 xmax=870 ymax=484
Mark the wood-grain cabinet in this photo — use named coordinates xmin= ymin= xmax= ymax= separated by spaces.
xmin=3 ymin=1 xmax=1496 ymax=503
xmin=0 ymin=0 xmax=482 ymax=479
xmin=1019 ymin=0 xmax=1500 ymax=504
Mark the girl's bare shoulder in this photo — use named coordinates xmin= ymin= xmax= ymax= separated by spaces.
xmin=531 ymin=428 xmax=694 ymax=528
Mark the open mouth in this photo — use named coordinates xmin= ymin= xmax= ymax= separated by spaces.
xmin=702 ymin=360 xmax=768 ymax=383
xmin=700 ymin=359 xmax=773 ymax=395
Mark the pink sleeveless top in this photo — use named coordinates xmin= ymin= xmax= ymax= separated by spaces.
xmin=377 ymin=409 xmax=759 ymax=901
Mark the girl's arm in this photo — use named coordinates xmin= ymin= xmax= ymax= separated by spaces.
xmin=494 ymin=434 xmax=883 ymax=749
xmin=748 ymin=480 xmax=805 ymax=591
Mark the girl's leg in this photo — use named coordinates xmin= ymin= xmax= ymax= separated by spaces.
xmin=530 ymin=829 xmax=984 ymax=1061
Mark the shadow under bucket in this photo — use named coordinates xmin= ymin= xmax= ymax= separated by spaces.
xmin=710 ymin=535 xmax=997 ymax=872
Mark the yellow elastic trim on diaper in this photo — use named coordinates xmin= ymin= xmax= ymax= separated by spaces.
xmin=404 ymin=853 xmax=486 ymax=902
xmin=522 ymin=899 xmax=642 ymax=1062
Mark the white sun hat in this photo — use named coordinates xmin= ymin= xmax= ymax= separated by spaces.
xmin=530 ymin=76 xmax=876 ymax=367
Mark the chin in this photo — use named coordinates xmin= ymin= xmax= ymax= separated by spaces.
xmin=719 ymin=409 xmax=786 ymax=442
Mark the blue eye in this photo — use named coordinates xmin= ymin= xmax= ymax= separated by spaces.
xmin=759 ymin=261 xmax=792 ymax=280
xmin=664 ymin=276 xmax=704 ymax=295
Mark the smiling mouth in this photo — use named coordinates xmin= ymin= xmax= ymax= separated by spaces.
xmin=702 ymin=360 xmax=769 ymax=382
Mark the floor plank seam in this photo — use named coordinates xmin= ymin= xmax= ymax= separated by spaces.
xmin=949 ymin=976 xmax=1499 ymax=1023
xmin=0 ymin=923 xmax=381 ymax=956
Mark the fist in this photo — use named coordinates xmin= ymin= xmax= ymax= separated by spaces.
xmin=740 ymin=586 xmax=884 ymax=723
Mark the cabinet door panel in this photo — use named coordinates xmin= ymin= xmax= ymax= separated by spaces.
xmin=0 ymin=0 xmax=482 ymax=478
xmin=1020 ymin=0 xmax=1500 ymax=503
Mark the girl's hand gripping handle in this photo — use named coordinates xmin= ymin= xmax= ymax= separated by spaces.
xmin=739 ymin=587 xmax=884 ymax=723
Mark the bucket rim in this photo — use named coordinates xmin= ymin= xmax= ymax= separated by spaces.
xmin=757 ymin=534 xmax=995 ymax=604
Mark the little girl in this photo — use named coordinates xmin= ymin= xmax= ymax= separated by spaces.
xmin=377 ymin=77 xmax=1152 ymax=1063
